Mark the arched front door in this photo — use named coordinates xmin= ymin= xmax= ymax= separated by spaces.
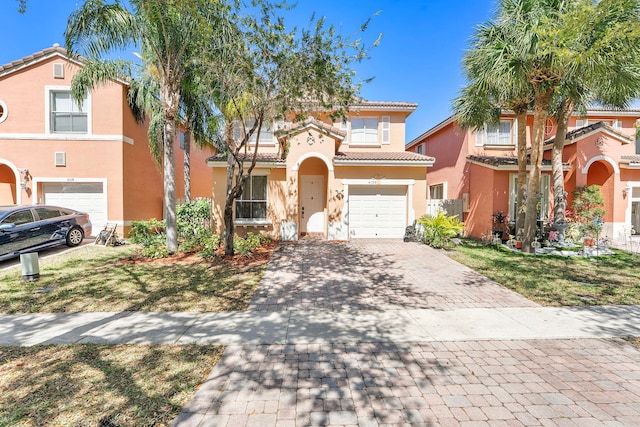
xmin=298 ymin=157 xmax=328 ymax=237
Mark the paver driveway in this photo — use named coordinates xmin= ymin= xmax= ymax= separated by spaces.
xmin=173 ymin=240 xmax=640 ymax=427
xmin=249 ymin=240 xmax=537 ymax=311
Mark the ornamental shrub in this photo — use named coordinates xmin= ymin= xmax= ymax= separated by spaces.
xmin=417 ymin=212 xmax=464 ymax=249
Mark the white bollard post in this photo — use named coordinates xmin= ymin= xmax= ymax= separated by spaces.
xmin=20 ymin=253 xmax=40 ymax=282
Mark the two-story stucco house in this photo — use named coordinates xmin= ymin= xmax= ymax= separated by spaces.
xmin=208 ymin=102 xmax=435 ymax=240
xmin=406 ymin=109 xmax=640 ymax=241
xmin=0 ymin=45 xmax=213 ymax=234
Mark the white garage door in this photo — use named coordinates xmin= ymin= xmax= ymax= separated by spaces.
xmin=42 ymin=182 xmax=107 ymax=235
xmin=348 ymin=185 xmax=407 ymax=238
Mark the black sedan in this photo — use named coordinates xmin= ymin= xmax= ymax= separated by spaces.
xmin=0 ymin=205 xmax=92 ymax=261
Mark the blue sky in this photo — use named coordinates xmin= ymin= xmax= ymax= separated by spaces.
xmin=0 ymin=0 xmax=496 ymax=142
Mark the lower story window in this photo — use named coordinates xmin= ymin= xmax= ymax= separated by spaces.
xmin=509 ymin=174 xmax=550 ymax=222
xmin=235 ymin=175 xmax=267 ymax=221
xmin=429 ymin=183 xmax=444 ymax=199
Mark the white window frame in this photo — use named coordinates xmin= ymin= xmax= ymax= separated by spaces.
xmin=475 ymin=119 xmax=515 ymax=147
xmin=416 ymin=143 xmax=424 ymax=155
xmin=350 ymin=117 xmax=379 ymax=146
xmin=234 ymin=119 xmax=275 ymax=147
xmin=429 ymin=183 xmax=446 ymax=200
xmin=339 ymin=119 xmax=349 ymax=144
xmin=575 ymin=119 xmax=588 ymax=128
xmin=613 ymin=119 xmax=623 ymax=131
xmin=235 ymin=173 xmax=269 ymax=223
xmin=0 ymin=99 xmax=8 ymax=124
xmin=45 ymin=86 xmax=92 ymax=135
xmin=509 ymin=173 xmax=550 ymax=222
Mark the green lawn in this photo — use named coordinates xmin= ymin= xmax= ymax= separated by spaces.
xmin=448 ymin=239 xmax=640 ymax=306
xmin=0 ymin=244 xmax=269 ymax=313
xmin=0 ymin=344 xmax=223 ymax=427
xmin=0 ymin=243 xmax=273 ymax=425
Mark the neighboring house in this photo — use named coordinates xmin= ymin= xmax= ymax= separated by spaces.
xmin=0 ymin=45 xmax=213 ymax=234
xmin=207 ymin=102 xmax=435 ymax=240
xmin=406 ymin=109 xmax=640 ymax=240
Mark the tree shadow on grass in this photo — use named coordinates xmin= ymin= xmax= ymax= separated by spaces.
xmin=0 ymin=343 xmax=223 ymax=427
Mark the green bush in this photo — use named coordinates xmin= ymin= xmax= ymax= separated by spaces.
xmin=140 ymin=235 xmax=170 ymax=259
xmin=233 ymin=232 xmax=263 ymax=256
xmin=198 ymin=234 xmax=221 ymax=260
xmin=177 ymin=199 xmax=211 ymax=240
xmin=571 ymin=185 xmax=606 ymax=237
xmin=128 ymin=218 xmax=166 ymax=245
xmin=417 ymin=212 xmax=464 ymax=249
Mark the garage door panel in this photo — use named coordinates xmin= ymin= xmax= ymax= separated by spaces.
xmin=43 ymin=182 xmax=106 ymax=235
xmin=348 ymin=185 xmax=407 ymax=239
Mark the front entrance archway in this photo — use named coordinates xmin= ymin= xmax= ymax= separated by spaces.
xmin=586 ymin=159 xmax=615 ymax=223
xmin=0 ymin=160 xmax=20 ymax=205
xmin=298 ymin=157 xmax=328 ymax=237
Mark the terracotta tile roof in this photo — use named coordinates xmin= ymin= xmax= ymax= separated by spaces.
xmin=0 ymin=44 xmax=77 ymax=75
xmin=207 ymin=151 xmax=435 ymax=166
xmin=334 ymin=151 xmax=435 ymax=163
xmin=350 ymin=100 xmax=418 ymax=110
xmin=278 ymin=118 xmax=345 ymax=139
xmin=620 ymin=155 xmax=640 ymax=163
xmin=467 ymin=155 xmax=557 ymax=167
xmin=583 ymin=106 xmax=640 ymax=114
xmin=207 ymin=152 xmax=285 ymax=164
xmin=543 ymin=121 xmax=633 ymax=147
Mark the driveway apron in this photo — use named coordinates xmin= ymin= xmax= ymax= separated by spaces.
xmin=173 ymin=240 xmax=640 ymax=427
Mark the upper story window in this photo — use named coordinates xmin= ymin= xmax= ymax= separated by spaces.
xmin=416 ymin=143 xmax=424 ymax=154
xmin=233 ymin=119 xmax=276 ymax=146
xmin=50 ymin=90 xmax=88 ymax=133
xmin=351 ymin=117 xmax=379 ymax=145
xmin=475 ymin=120 xmax=514 ymax=147
xmin=576 ymin=118 xmax=622 ymax=131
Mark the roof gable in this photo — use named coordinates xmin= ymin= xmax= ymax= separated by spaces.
xmin=543 ymin=121 xmax=633 ymax=150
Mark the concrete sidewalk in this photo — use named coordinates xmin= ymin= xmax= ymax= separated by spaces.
xmin=2 ymin=305 xmax=640 ymax=346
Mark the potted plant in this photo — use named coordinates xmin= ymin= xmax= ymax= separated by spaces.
xmin=492 ymin=211 xmax=509 ymax=242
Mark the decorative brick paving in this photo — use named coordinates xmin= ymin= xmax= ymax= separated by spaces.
xmin=175 ymin=339 xmax=640 ymax=426
xmin=173 ymin=240 xmax=640 ymax=426
xmin=249 ymin=240 xmax=537 ymax=311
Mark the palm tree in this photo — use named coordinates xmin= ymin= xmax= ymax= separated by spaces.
xmin=545 ymin=0 xmax=640 ymax=225
xmin=65 ymin=0 xmax=227 ymax=253
xmin=458 ymin=0 xmax=640 ymax=252
xmin=454 ymin=16 xmax=533 ymax=239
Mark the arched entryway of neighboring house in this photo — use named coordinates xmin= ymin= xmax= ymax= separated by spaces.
xmin=0 ymin=159 xmax=21 ymax=205
xmin=294 ymin=153 xmax=331 ymax=237
xmin=583 ymin=156 xmax=618 ymax=236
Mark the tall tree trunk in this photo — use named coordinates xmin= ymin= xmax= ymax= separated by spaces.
xmin=183 ymin=130 xmax=191 ymax=203
xmin=223 ymin=123 xmax=237 ymax=256
xmin=515 ymin=108 xmax=528 ymax=239
xmin=222 ymin=115 xmax=264 ymax=256
xmin=161 ymin=79 xmax=180 ymax=254
xmin=552 ymin=100 xmax=573 ymax=224
xmin=522 ymin=88 xmax=553 ymax=253
xmin=163 ymin=119 xmax=178 ymax=254
xmin=223 ymin=152 xmax=236 ymax=255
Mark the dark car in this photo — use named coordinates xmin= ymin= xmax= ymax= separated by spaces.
xmin=0 ymin=205 xmax=92 ymax=261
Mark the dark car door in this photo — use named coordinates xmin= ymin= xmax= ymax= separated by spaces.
xmin=0 ymin=209 xmax=37 ymax=257
xmin=34 ymin=207 xmax=67 ymax=245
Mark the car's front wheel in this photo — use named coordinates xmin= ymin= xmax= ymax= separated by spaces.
xmin=66 ymin=227 xmax=84 ymax=247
